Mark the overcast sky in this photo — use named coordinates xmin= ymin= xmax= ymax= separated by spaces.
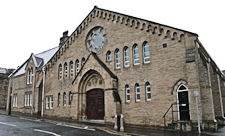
xmin=0 ymin=0 xmax=225 ymax=70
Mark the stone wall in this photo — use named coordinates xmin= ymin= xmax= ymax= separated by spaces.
xmin=0 ymin=73 xmax=9 ymax=109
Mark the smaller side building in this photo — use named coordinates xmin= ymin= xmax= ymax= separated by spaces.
xmin=0 ymin=68 xmax=14 ymax=109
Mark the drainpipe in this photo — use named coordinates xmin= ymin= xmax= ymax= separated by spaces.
xmin=41 ymin=67 xmax=46 ymax=117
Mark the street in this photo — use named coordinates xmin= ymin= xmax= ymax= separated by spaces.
xmin=0 ymin=114 xmax=116 ymax=136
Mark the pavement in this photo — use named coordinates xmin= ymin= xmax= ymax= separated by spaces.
xmin=1 ymin=109 xmax=225 ymax=136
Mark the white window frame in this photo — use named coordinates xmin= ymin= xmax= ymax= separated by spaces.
xmin=146 ymin=82 xmax=151 ymax=101
xmin=133 ymin=44 xmax=140 ymax=65
xmin=106 ymin=51 xmax=112 ymax=62
xmin=46 ymin=96 xmax=49 ymax=109
xmin=135 ymin=84 xmax=140 ymax=102
xmin=124 ymin=47 xmax=130 ymax=67
xmin=24 ymin=93 xmax=32 ymax=107
xmin=76 ymin=60 xmax=79 ymax=75
xmin=30 ymin=68 xmax=33 ymax=84
xmin=70 ymin=61 xmax=74 ymax=78
xmin=13 ymin=95 xmax=17 ymax=107
xmin=125 ymin=85 xmax=130 ymax=102
xmin=115 ymin=49 xmax=120 ymax=69
xmin=49 ymin=96 xmax=53 ymax=109
xmin=64 ymin=63 xmax=68 ymax=78
xmin=27 ymin=70 xmax=30 ymax=84
xmin=143 ymin=42 xmax=150 ymax=63
xmin=29 ymin=94 xmax=32 ymax=106
xmin=59 ymin=64 xmax=62 ymax=79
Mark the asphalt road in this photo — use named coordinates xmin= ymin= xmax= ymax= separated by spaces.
xmin=0 ymin=114 xmax=117 ymax=136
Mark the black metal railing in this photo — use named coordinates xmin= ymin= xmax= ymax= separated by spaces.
xmin=162 ymin=102 xmax=178 ymax=127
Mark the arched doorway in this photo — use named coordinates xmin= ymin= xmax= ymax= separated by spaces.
xmin=177 ymin=84 xmax=190 ymax=121
xmin=86 ymin=89 xmax=104 ymax=119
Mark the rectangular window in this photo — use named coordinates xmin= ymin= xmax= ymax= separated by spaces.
xmin=46 ymin=96 xmax=49 ymax=109
xmin=24 ymin=93 xmax=32 ymax=107
xmin=49 ymin=96 xmax=53 ymax=109
xmin=126 ymin=86 xmax=130 ymax=102
xmin=13 ymin=94 xmax=17 ymax=107
xmin=136 ymin=86 xmax=140 ymax=102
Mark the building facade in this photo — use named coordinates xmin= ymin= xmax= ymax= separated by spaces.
xmin=7 ymin=7 xmax=225 ymax=131
xmin=0 ymin=67 xmax=13 ymax=109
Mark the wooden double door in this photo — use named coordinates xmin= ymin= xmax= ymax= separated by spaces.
xmin=86 ymin=89 xmax=104 ymax=120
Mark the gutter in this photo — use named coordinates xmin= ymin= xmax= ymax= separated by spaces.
xmin=41 ymin=67 xmax=46 ymax=117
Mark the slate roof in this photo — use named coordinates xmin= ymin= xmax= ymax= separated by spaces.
xmin=0 ymin=67 xmax=7 ymax=74
xmin=11 ymin=46 xmax=59 ymax=77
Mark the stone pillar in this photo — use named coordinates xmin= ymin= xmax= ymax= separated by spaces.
xmin=220 ymin=78 xmax=225 ymax=117
xmin=120 ymin=114 xmax=124 ymax=131
xmin=114 ymin=114 xmax=118 ymax=130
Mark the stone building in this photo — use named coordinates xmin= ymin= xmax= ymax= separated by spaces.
xmin=7 ymin=6 xmax=225 ymax=131
xmin=0 ymin=67 xmax=14 ymax=109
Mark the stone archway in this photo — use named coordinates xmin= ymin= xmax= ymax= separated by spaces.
xmin=78 ymin=70 xmax=105 ymax=120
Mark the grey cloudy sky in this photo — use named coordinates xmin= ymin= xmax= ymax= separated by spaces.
xmin=0 ymin=0 xmax=225 ymax=70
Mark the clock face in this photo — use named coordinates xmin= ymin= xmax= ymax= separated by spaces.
xmin=86 ymin=27 xmax=106 ymax=53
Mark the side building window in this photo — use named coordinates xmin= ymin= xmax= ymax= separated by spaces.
xmin=69 ymin=91 xmax=73 ymax=105
xmin=75 ymin=59 xmax=79 ymax=75
xmin=115 ymin=49 xmax=120 ymax=69
xmin=106 ymin=50 xmax=112 ymax=62
xmin=58 ymin=64 xmax=62 ymax=79
xmin=135 ymin=83 xmax=140 ymax=102
xmin=143 ymin=41 xmax=150 ymax=63
xmin=124 ymin=47 xmax=129 ymax=67
xmin=70 ymin=61 xmax=74 ymax=78
xmin=58 ymin=93 xmax=60 ymax=107
xmin=63 ymin=92 xmax=66 ymax=106
xmin=125 ymin=85 xmax=130 ymax=102
xmin=30 ymin=68 xmax=33 ymax=84
xmin=25 ymin=93 xmax=32 ymax=107
xmin=27 ymin=68 xmax=30 ymax=84
xmin=64 ymin=62 xmax=68 ymax=78
xmin=145 ymin=82 xmax=151 ymax=101
xmin=13 ymin=94 xmax=17 ymax=107
xmin=46 ymin=95 xmax=53 ymax=109
xmin=133 ymin=44 xmax=140 ymax=65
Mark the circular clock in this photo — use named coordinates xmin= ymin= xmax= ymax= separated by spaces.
xmin=86 ymin=26 xmax=107 ymax=53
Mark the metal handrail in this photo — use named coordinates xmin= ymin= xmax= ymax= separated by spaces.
xmin=162 ymin=102 xmax=177 ymax=127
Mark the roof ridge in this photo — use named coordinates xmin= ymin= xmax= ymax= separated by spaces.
xmin=35 ymin=46 xmax=58 ymax=56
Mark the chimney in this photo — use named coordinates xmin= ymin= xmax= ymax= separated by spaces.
xmin=59 ymin=31 xmax=69 ymax=46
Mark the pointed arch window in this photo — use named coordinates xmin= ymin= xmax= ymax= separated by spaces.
xmin=69 ymin=61 xmax=74 ymax=78
xmin=57 ymin=93 xmax=60 ymax=107
xmin=27 ymin=68 xmax=30 ymax=84
xmin=64 ymin=62 xmax=68 ymax=78
xmin=63 ymin=92 xmax=66 ymax=106
xmin=145 ymin=82 xmax=151 ymax=101
xmin=143 ymin=41 xmax=150 ymax=63
xmin=125 ymin=85 xmax=130 ymax=102
xmin=106 ymin=50 xmax=112 ymax=62
xmin=30 ymin=68 xmax=33 ymax=84
xmin=69 ymin=91 xmax=73 ymax=105
xmin=81 ymin=57 xmax=86 ymax=66
xmin=58 ymin=64 xmax=62 ymax=79
xmin=75 ymin=59 xmax=79 ymax=75
xmin=135 ymin=83 xmax=140 ymax=102
xmin=115 ymin=49 xmax=120 ymax=69
xmin=124 ymin=47 xmax=129 ymax=67
xmin=133 ymin=44 xmax=140 ymax=65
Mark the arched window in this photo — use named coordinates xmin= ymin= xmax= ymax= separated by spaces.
xmin=75 ymin=59 xmax=79 ymax=75
xmin=69 ymin=61 xmax=74 ymax=78
xmin=145 ymin=82 xmax=151 ymax=101
xmin=57 ymin=93 xmax=60 ymax=107
xmin=58 ymin=64 xmax=62 ymax=79
xmin=30 ymin=68 xmax=33 ymax=84
xmin=106 ymin=50 xmax=112 ymax=62
xmin=115 ymin=49 xmax=120 ymax=69
xmin=64 ymin=62 xmax=68 ymax=78
xmin=27 ymin=68 xmax=30 ymax=84
xmin=125 ymin=85 xmax=130 ymax=102
xmin=69 ymin=91 xmax=73 ymax=105
xmin=133 ymin=44 xmax=140 ymax=65
xmin=124 ymin=47 xmax=129 ymax=67
xmin=135 ymin=83 xmax=140 ymax=102
xmin=143 ymin=41 xmax=150 ymax=63
xmin=81 ymin=57 xmax=85 ymax=66
xmin=63 ymin=92 xmax=66 ymax=106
